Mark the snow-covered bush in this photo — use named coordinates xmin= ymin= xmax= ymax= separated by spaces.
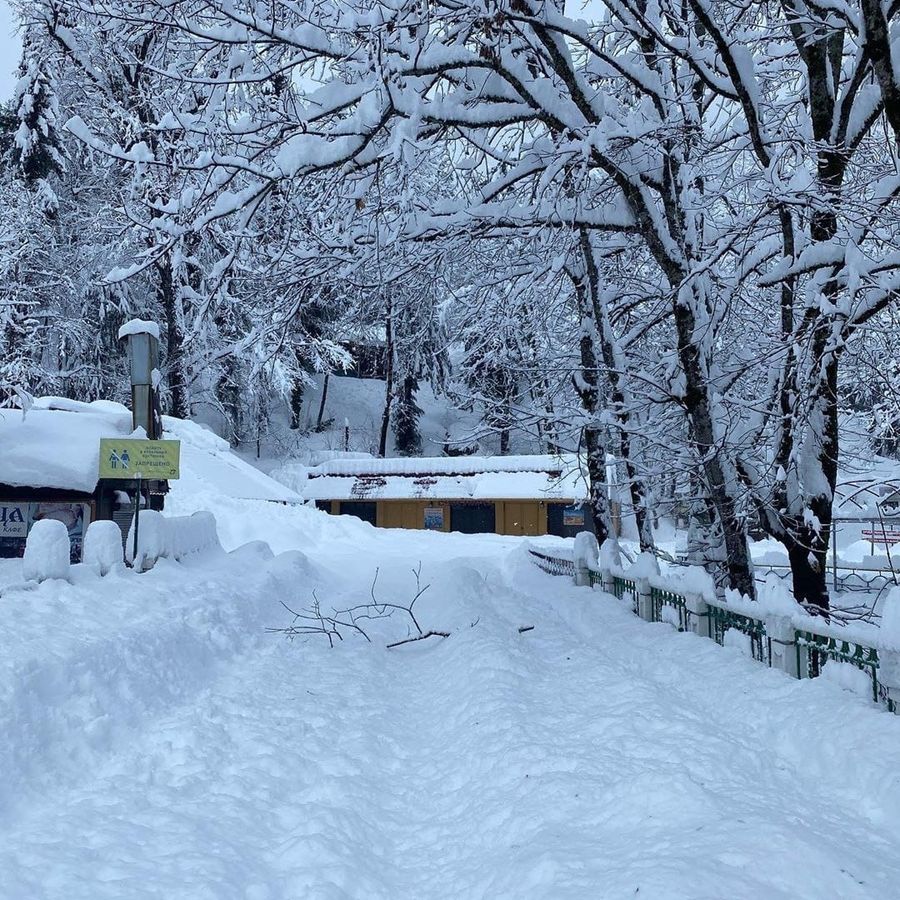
xmin=126 ymin=510 xmax=221 ymax=570
xmin=627 ymin=552 xmax=661 ymax=580
xmin=758 ymin=573 xmax=802 ymax=617
xmin=22 ymin=519 xmax=70 ymax=581
xmin=573 ymin=531 xmax=600 ymax=572
xmin=126 ymin=510 xmax=166 ymax=572
xmin=598 ymin=536 xmax=622 ymax=570
xmin=83 ymin=520 xmax=124 ymax=575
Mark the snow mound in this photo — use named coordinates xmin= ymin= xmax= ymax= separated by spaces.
xmin=23 ymin=519 xmax=70 ymax=581
xmin=82 ymin=520 xmax=124 ymax=575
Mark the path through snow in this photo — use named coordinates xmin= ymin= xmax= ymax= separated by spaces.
xmin=2 ymin=502 xmax=900 ymax=898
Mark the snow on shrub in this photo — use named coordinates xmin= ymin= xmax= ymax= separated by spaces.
xmin=758 ymin=572 xmax=802 ymax=617
xmin=126 ymin=510 xmax=222 ymax=570
xmin=627 ymin=551 xmax=661 ymax=580
xmin=126 ymin=510 xmax=166 ymax=571
xmin=22 ymin=518 xmax=71 ymax=582
xmin=598 ymin=536 xmax=622 ymax=570
xmin=574 ymin=531 xmax=600 ymax=572
xmin=83 ymin=520 xmax=124 ymax=575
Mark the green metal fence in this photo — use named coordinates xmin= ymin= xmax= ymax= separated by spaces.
xmin=612 ymin=575 xmax=639 ymax=614
xmin=708 ymin=603 xmax=769 ymax=664
xmin=794 ymin=629 xmax=894 ymax=710
xmin=650 ymin=586 xmax=690 ymax=631
xmin=528 ymin=549 xmax=575 ymax=578
xmin=528 ymin=547 xmax=896 ymax=714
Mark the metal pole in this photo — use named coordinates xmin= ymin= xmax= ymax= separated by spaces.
xmin=132 ymin=473 xmax=142 ymax=568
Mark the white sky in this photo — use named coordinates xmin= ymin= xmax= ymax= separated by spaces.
xmin=0 ymin=0 xmax=20 ymax=102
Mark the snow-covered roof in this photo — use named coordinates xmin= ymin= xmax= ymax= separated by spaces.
xmin=1 ymin=398 xmax=134 ymax=493
xmin=0 ymin=397 xmax=300 ymax=504
xmin=162 ymin=416 xmax=300 ymax=503
xmin=307 ymin=454 xmax=575 ymax=478
xmin=276 ymin=454 xmax=590 ymax=502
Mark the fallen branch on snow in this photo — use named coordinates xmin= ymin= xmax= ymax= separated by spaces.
xmin=268 ymin=563 xmax=450 ymax=649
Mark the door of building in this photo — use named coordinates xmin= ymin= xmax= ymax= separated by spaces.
xmin=338 ymin=501 xmax=377 ymax=526
xmin=381 ymin=502 xmax=421 ymax=529
xmin=449 ymin=502 xmax=496 ymax=534
xmin=502 ymin=501 xmax=541 ymax=536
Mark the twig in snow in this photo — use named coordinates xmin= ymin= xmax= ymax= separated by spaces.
xmin=386 ymin=630 xmax=450 ymax=649
xmin=268 ymin=562 xmax=443 ymax=649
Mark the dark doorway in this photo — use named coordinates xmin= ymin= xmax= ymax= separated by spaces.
xmin=450 ymin=502 xmax=496 ymax=534
xmin=547 ymin=502 xmax=595 ymax=538
xmin=338 ymin=501 xmax=377 ymax=526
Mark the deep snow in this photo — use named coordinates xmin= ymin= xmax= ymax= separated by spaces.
xmin=1 ymin=488 xmax=900 ymax=898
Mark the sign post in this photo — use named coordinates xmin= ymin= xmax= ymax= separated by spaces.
xmin=132 ymin=472 xmax=142 ymax=564
xmin=99 ymin=439 xmax=180 ymax=481
xmin=98 ymin=439 xmax=180 ymax=567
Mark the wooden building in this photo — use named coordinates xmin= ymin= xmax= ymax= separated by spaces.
xmin=0 ymin=397 xmax=300 ymax=562
xmin=296 ymin=455 xmax=597 ymax=538
xmin=0 ymin=398 xmax=161 ymax=561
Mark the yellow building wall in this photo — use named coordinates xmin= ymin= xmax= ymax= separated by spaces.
xmin=325 ymin=499 xmax=552 ymax=536
xmin=378 ymin=501 xmax=423 ymax=529
xmin=496 ymin=501 xmax=547 ymax=536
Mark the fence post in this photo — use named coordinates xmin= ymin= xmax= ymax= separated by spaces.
xmin=637 ymin=577 xmax=653 ymax=622
xmin=573 ymin=531 xmax=599 ymax=588
xmin=879 ymin=649 xmax=900 ymax=713
xmin=767 ymin=615 xmax=803 ymax=678
xmin=601 ymin=566 xmax=614 ymax=595
xmin=685 ymin=592 xmax=710 ymax=639
xmin=574 ymin=559 xmax=591 ymax=588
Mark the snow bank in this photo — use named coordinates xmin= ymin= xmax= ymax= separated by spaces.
xmin=627 ymin=551 xmax=660 ymax=580
xmin=598 ymin=537 xmax=622 ymax=569
xmin=22 ymin=519 xmax=70 ymax=581
xmin=0 ymin=539 xmax=304 ymax=822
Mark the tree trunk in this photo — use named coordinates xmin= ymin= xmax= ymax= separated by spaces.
xmin=571 ymin=270 xmax=613 ymax=545
xmin=157 ymin=254 xmax=189 ymax=419
xmin=315 ymin=372 xmax=330 ymax=432
xmin=584 ymin=428 xmax=611 ymax=543
xmin=578 ymin=229 xmax=655 ymax=552
xmin=378 ymin=299 xmax=394 ymax=458
xmin=673 ymin=295 xmax=755 ymax=598
xmin=499 ymin=420 xmax=510 ymax=456
xmin=289 ymin=379 xmax=304 ymax=429
xmin=787 ymin=541 xmax=829 ymax=614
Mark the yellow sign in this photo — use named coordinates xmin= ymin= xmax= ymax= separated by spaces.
xmin=99 ymin=439 xmax=181 ymax=480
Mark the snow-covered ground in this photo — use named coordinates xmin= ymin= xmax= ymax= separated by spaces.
xmin=2 ymin=486 xmax=900 ymax=898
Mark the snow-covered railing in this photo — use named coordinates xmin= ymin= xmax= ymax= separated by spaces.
xmin=126 ymin=511 xmax=222 ymax=571
xmin=528 ymin=548 xmax=575 ymax=578
xmin=529 ymin=539 xmax=900 ymax=715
